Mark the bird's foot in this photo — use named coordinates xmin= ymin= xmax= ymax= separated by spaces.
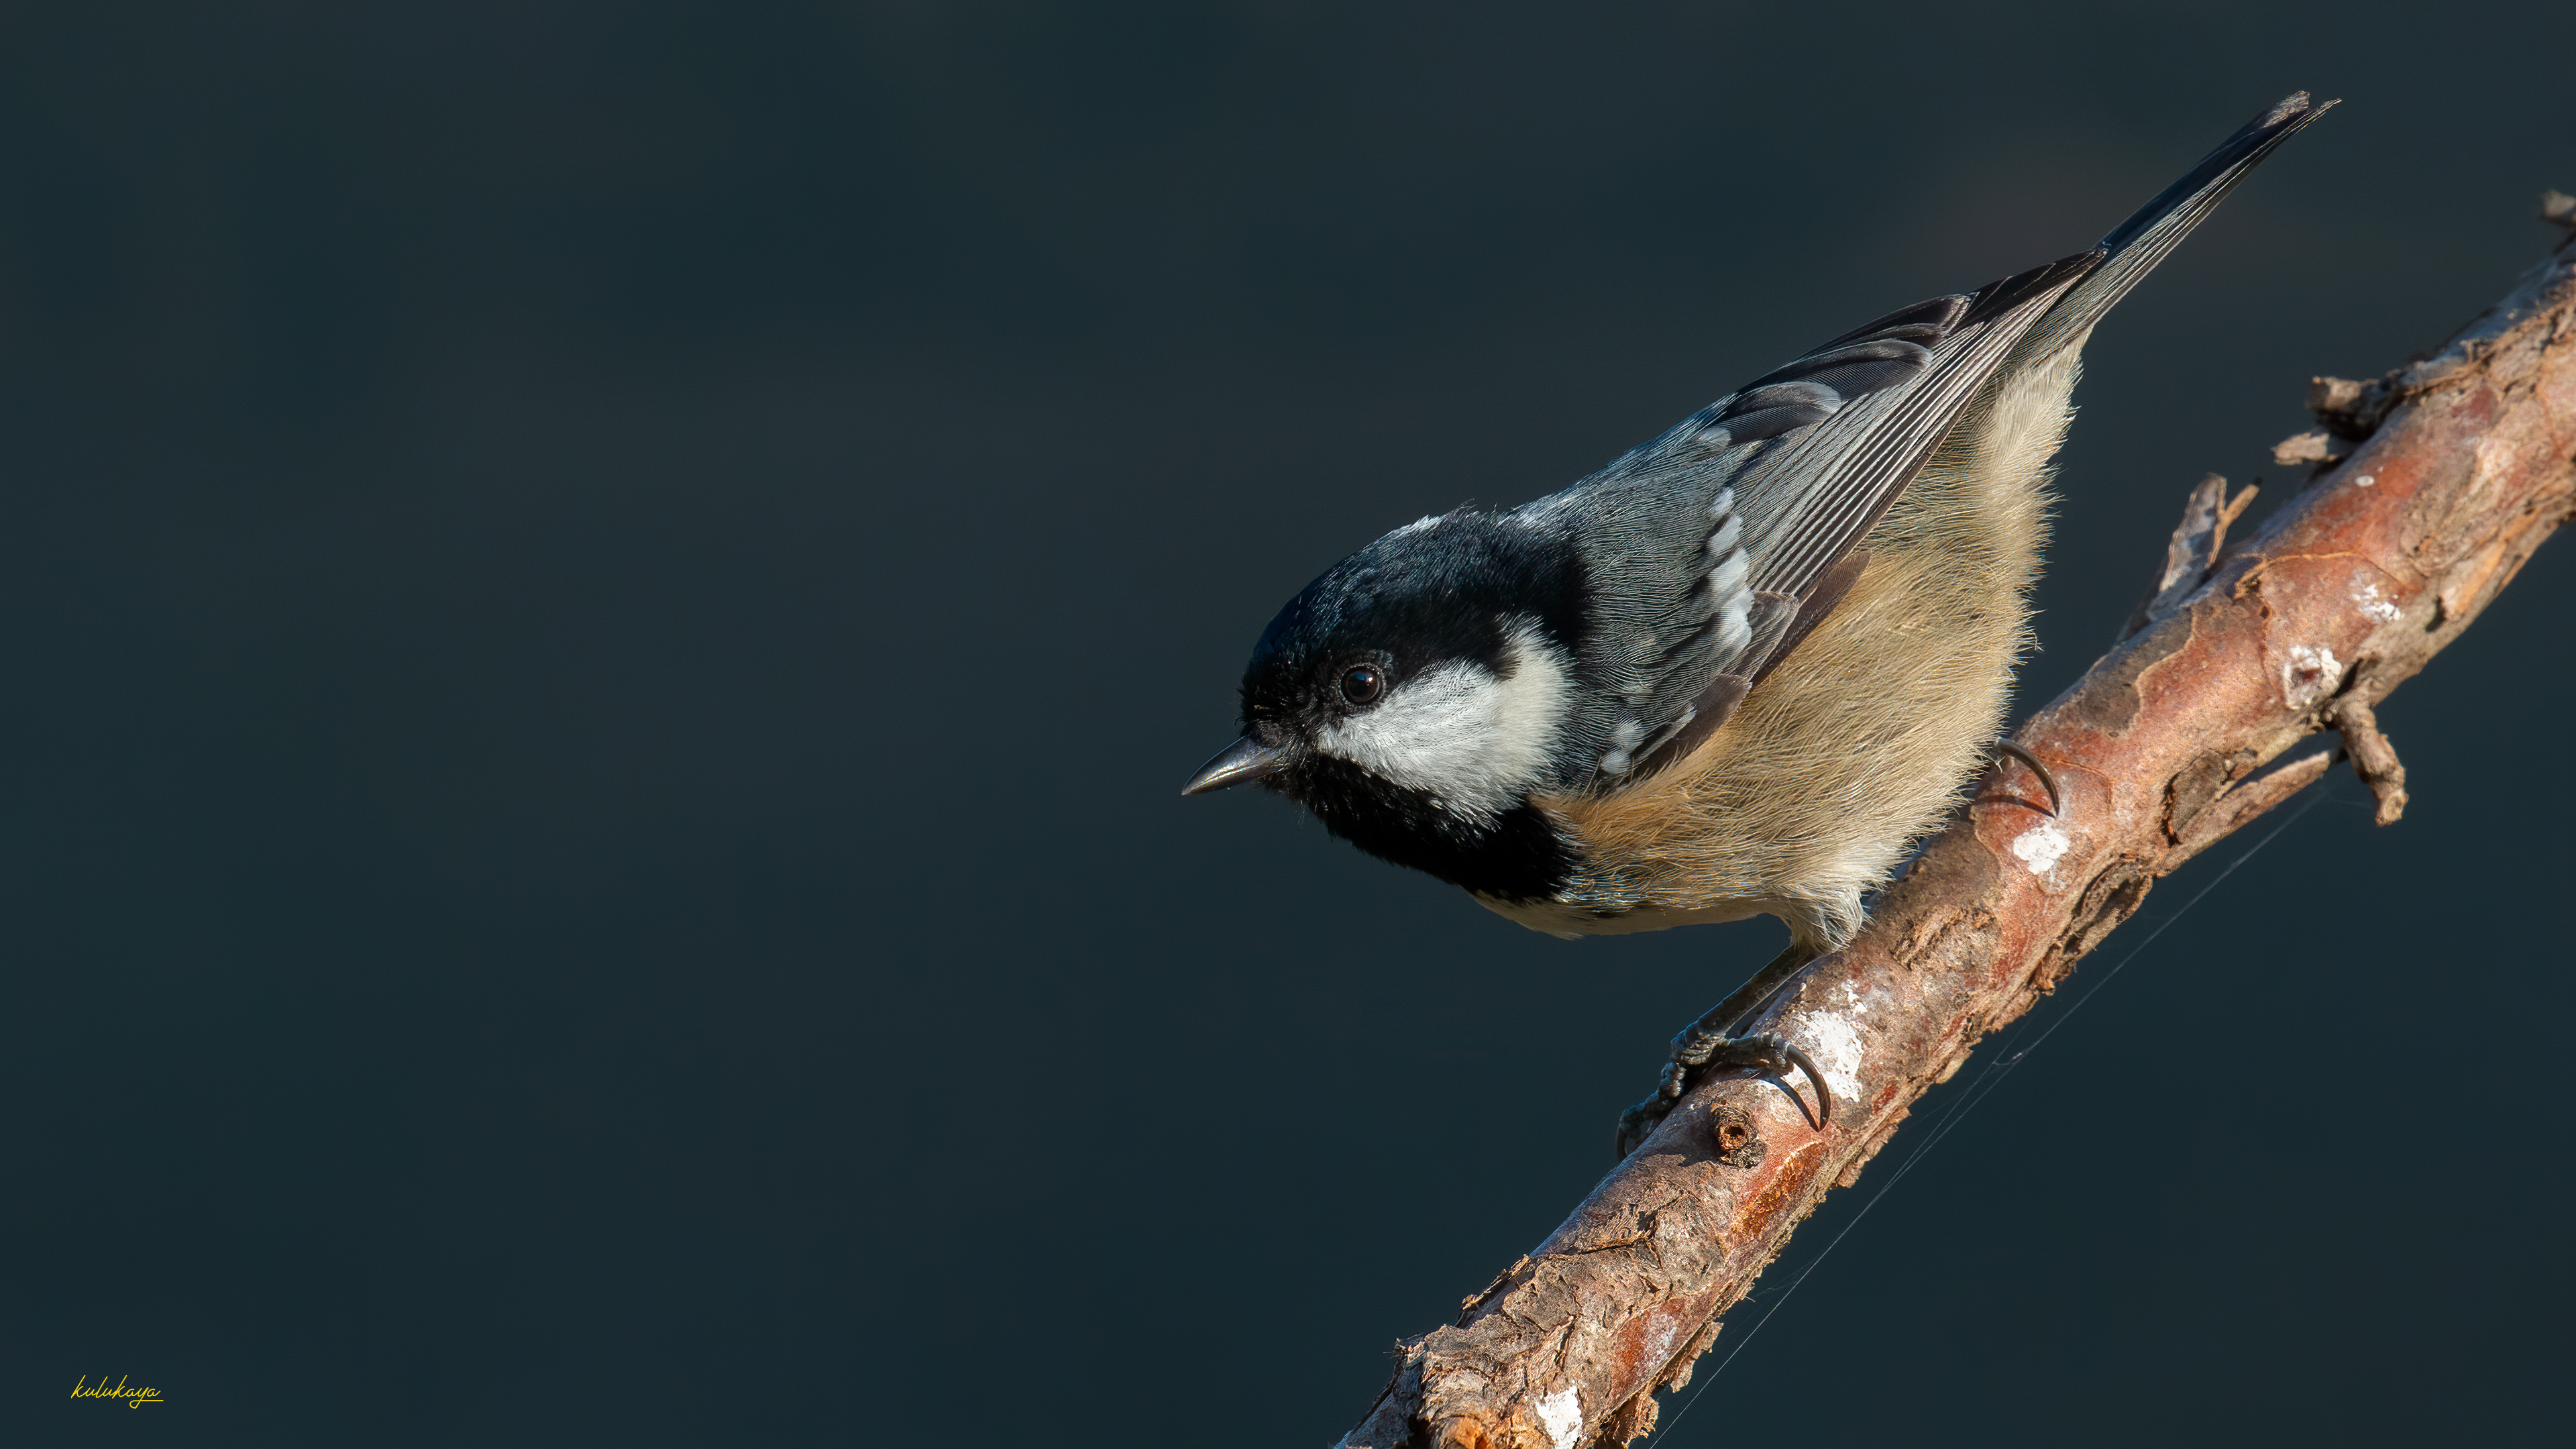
xmin=1613 ymin=1028 xmax=1831 ymax=1161
xmin=1987 ymin=739 xmax=2061 ymax=816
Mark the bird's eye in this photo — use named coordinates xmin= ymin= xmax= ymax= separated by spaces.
xmin=1340 ymin=663 xmax=1385 ymax=706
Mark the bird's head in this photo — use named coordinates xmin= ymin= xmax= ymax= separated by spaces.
xmin=1182 ymin=509 xmax=1590 ymax=896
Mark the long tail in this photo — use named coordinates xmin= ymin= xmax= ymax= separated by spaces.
xmin=2019 ymin=91 xmax=2333 ymax=362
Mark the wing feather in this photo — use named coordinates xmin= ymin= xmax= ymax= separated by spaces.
xmin=1528 ymin=253 xmax=2096 ymax=786
xmin=1528 ymin=92 xmax=2330 ymax=790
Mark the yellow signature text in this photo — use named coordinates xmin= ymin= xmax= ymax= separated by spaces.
xmin=70 ymin=1375 xmax=164 ymax=1408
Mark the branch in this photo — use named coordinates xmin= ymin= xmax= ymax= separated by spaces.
xmin=1339 ymin=214 xmax=2576 ymax=1449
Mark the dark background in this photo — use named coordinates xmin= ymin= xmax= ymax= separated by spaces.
xmin=1 ymin=3 xmax=2569 ymax=1444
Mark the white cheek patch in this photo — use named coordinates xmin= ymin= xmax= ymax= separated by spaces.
xmin=1313 ymin=623 xmax=1571 ymax=821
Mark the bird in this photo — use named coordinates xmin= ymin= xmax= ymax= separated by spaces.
xmin=1181 ymin=93 xmax=2330 ymax=1155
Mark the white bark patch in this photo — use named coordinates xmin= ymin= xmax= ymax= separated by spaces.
xmin=2011 ymin=820 xmax=2071 ymax=876
xmin=2353 ymin=473 xmax=2377 ymax=488
xmin=2349 ymin=573 xmax=2402 ymax=623
xmin=1794 ymin=1010 xmax=1867 ymax=1106
xmin=1536 ymin=1387 xmax=1582 ymax=1449
xmin=2282 ymin=643 xmax=2344 ymax=710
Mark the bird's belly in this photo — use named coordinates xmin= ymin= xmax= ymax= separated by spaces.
xmin=1506 ymin=349 xmax=2080 ymax=951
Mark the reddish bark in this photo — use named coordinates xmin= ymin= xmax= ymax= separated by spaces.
xmin=1338 ymin=223 xmax=2576 ymax=1449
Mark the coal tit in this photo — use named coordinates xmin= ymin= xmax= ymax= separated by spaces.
xmin=1185 ymin=95 xmax=2328 ymax=1150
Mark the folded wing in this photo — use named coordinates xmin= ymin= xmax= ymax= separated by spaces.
xmin=1523 ymin=252 xmax=2098 ymax=782
xmin=1531 ymin=91 xmax=2331 ymax=788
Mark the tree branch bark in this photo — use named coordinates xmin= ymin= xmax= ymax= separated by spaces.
xmin=1338 ymin=217 xmax=2576 ymax=1449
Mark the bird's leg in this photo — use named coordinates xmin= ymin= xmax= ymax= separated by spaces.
xmin=1611 ymin=743 xmax=2072 ymax=1159
xmin=1614 ymin=942 xmax=1833 ymax=1160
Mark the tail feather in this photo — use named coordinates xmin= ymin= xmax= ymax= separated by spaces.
xmin=2021 ymin=91 xmax=2333 ymax=361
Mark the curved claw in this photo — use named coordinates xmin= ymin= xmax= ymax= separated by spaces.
xmin=1614 ymin=1097 xmax=1668 ymax=1162
xmin=1992 ymin=740 xmax=2063 ymax=817
xmin=1619 ymin=1027 xmax=1833 ymax=1159
xmin=1780 ymin=1044 xmax=1833 ymax=1132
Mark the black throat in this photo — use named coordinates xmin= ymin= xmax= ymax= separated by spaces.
xmin=1277 ymin=753 xmax=1576 ymax=904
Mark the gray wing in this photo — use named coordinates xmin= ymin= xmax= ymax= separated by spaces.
xmin=1520 ymin=93 xmax=2330 ymax=790
xmin=1519 ymin=252 xmax=2100 ymax=784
